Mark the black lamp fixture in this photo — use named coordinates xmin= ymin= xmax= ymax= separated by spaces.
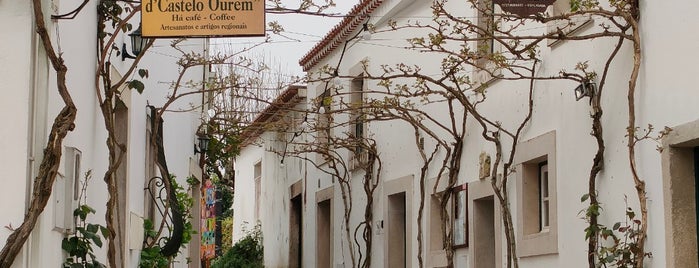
xmin=574 ymin=80 xmax=597 ymax=101
xmin=122 ymin=24 xmax=149 ymax=61
xmin=194 ymin=129 xmax=210 ymax=155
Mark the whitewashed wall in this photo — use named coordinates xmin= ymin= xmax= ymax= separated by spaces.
xmin=0 ymin=0 xmax=36 ymax=267
xmin=233 ymin=101 xmax=309 ymax=268
xmin=233 ymin=0 xmax=699 ymax=268
xmin=0 ymin=0 xmax=205 ymax=267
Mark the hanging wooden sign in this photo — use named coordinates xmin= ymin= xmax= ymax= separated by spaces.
xmin=492 ymin=0 xmax=556 ymax=16
xmin=141 ymin=0 xmax=265 ymax=38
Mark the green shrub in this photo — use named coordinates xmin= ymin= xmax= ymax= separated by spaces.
xmin=221 ymin=217 xmax=234 ymax=253
xmin=211 ymin=224 xmax=263 ymax=268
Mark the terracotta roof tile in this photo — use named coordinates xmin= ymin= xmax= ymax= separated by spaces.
xmin=299 ymin=0 xmax=383 ymax=71
xmin=239 ymin=85 xmax=305 ymax=146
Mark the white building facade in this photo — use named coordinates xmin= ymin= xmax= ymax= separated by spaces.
xmin=236 ymin=0 xmax=699 ymax=268
xmin=0 ymin=0 xmax=209 ymax=267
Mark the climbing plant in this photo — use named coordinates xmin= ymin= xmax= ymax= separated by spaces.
xmin=62 ymin=170 xmax=109 ymax=268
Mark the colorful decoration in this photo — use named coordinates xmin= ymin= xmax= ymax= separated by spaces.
xmin=201 ymin=179 xmax=217 ymax=260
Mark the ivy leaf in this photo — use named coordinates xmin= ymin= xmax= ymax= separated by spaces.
xmin=138 ymin=69 xmax=149 ymax=79
xmin=86 ymin=223 xmax=96 ymax=233
xmin=62 ymin=237 xmax=75 ymax=252
xmin=100 ymin=226 xmax=109 ymax=238
xmin=570 ymin=0 xmax=581 ymax=12
xmin=580 ymin=193 xmax=589 ymax=202
xmin=128 ymin=80 xmax=145 ymax=94
xmin=92 ymin=236 xmax=103 ymax=248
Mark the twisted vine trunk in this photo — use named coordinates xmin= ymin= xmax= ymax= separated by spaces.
xmin=98 ymin=99 xmax=127 ymax=268
xmin=359 ymin=149 xmax=379 ymax=268
xmin=443 ymin=138 xmax=464 ymax=268
xmin=585 ymin=35 xmax=625 ymax=268
xmin=586 ymin=80 xmax=604 ymax=268
xmin=0 ymin=0 xmax=78 ymax=266
xmin=626 ymin=18 xmax=647 ymax=268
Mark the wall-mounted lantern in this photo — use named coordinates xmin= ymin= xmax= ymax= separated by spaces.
xmin=122 ymin=24 xmax=149 ymax=61
xmin=574 ymin=80 xmax=597 ymax=101
xmin=194 ymin=127 xmax=210 ymax=155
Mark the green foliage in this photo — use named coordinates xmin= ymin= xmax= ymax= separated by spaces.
xmin=581 ymin=196 xmax=651 ymax=267
xmin=128 ymin=80 xmax=145 ymax=94
xmin=140 ymin=178 xmax=196 ymax=267
xmin=139 ymin=219 xmax=169 ymax=268
xmin=205 ymin=120 xmax=241 ymax=177
xmin=570 ymin=0 xmax=600 ymax=12
xmin=211 ymin=224 xmax=263 ymax=268
xmin=204 ymin=118 xmax=240 ymax=218
xmin=595 ymin=205 xmax=651 ymax=267
xmin=62 ymin=171 xmax=107 ymax=268
xmin=62 ymin=205 xmax=108 ymax=268
xmin=138 ymin=69 xmax=149 ymax=79
xmin=221 ymin=217 xmax=234 ymax=253
xmin=172 ymin=179 xmax=195 ymax=245
xmin=210 ymin=174 xmax=234 ymax=218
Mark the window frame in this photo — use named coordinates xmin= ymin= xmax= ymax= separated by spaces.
xmin=477 ymin=0 xmax=496 ymax=61
xmin=254 ymin=161 xmax=262 ymax=222
xmin=315 ymin=84 xmax=333 ymax=164
xmin=539 ymin=162 xmax=550 ymax=231
xmin=547 ymin=0 xmax=594 ymax=47
xmin=347 ymin=61 xmax=369 ymax=170
xmin=473 ymin=0 xmax=502 ymax=86
xmin=515 ymin=131 xmax=558 ymax=257
xmin=54 ymin=147 xmax=82 ymax=234
xmin=453 ymin=183 xmax=469 ymax=248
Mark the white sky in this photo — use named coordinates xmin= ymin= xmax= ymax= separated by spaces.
xmin=211 ymin=0 xmax=360 ymax=78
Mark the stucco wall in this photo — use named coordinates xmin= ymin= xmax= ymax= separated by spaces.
xmin=235 ymin=0 xmax=699 ymax=267
xmin=0 ymin=0 xmax=205 ymax=267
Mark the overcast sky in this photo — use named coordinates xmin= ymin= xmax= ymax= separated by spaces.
xmin=211 ymin=1 xmax=360 ymax=78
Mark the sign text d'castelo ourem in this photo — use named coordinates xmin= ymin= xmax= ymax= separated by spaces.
xmin=142 ymin=0 xmax=265 ymax=37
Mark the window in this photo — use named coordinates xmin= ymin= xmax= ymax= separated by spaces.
xmin=539 ymin=163 xmax=550 ymax=231
xmin=254 ymin=162 xmax=262 ymax=222
xmin=476 ymin=0 xmax=495 ymax=67
xmin=54 ymin=147 xmax=81 ymax=233
xmin=349 ymin=75 xmax=366 ymax=169
xmin=350 ymin=76 xmax=365 ymax=148
xmin=315 ymin=85 xmax=333 ymax=163
xmin=453 ymin=184 xmax=468 ymax=247
xmin=522 ymin=158 xmax=549 ymax=235
xmin=547 ymin=0 xmax=593 ymax=47
xmin=515 ymin=131 xmax=557 ymax=257
xmin=474 ymin=0 xmax=500 ymax=85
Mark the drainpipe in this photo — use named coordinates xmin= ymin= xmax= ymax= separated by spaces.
xmin=22 ymin=14 xmax=40 ymax=268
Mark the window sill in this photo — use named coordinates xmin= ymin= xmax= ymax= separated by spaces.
xmin=519 ymin=227 xmax=557 ymax=257
xmin=453 ymin=243 xmax=468 ymax=249
xmin=547 ymin=15 xmax=594 ymax=47
xmin=349 ymin=152 xmax=368 ymax=171
xmin=523 ymin=228 xmax=550 ymax=239
xmin=472 ymin=63 xmax=502 ymax=93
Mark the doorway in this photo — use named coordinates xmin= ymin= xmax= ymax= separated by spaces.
xmin=317 ymin=199 xmax=331 ymax=267
xmin=473 ymin=196 xmax=495 ymax=268
xmin=289 ymin=195 xmax=303 ymax=268
xmin=388 ymin=192 xmax=407 ymax=268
